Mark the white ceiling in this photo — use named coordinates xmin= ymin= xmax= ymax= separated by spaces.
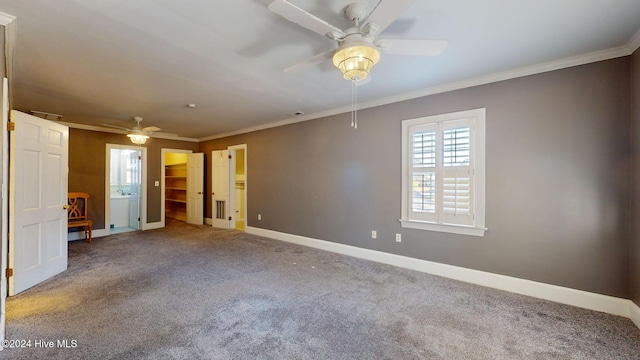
xmin=0 ymin=0 xmax=639 ymax=140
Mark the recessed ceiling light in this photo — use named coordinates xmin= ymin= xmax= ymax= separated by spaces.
xmin=288 ymin=111 xmax=304 ymax=117
xmin=186 ymin=104 xmax=196 ymax=108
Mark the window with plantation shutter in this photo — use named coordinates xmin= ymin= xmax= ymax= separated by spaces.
xmin=401 ymin=108 xmax=486 ymax=236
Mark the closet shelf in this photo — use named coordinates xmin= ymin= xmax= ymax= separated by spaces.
xmin=165 ymin=198 xmax=187 ymax=204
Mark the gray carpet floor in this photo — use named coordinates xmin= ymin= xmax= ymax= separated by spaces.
xmin=2 ymin=222 xmax=640 ymax=359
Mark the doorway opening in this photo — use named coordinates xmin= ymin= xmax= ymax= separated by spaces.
xmin=107 ymin=146 xmax=143 ymax=234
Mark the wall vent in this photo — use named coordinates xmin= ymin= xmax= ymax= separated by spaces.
xmin=215 ymin=200 xmax=226 ymax=219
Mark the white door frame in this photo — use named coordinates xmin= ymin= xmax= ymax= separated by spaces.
xmin=128 ymin=151 xmax=142 ymax=229
xmin=105 ymin=144 xmax=148 ymax=233
xmin=0 ymin=78 xmax=9 ymax=347
xmin=228 ymin=144 xmax=247 ymax=230
xmin=1 ymin=13 xmax=17 ymax=347
xmin=160 ymin=148 xmax=192 ymax=227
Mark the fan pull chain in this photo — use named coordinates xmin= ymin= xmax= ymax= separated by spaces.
xmin=351 ymin=79 xmax=358 ymax=129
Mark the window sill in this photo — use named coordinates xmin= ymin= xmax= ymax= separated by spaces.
xmin=399 ymin=219 xmax=487 ymax=237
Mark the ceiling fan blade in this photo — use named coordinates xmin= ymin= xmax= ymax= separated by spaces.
xmin=268 ymin=0 xmax=345 ymax=39
xmin=151 ymin=132 xmax=179 ymax=139
xmin=363 ymin=0 xmax=416 ymax=34
xmin=143 ymin=126 xmax=161 ymax=132
xmin=376 ymin=39 xmax=448 ymax=56
xmin=101 ymin=123 xmax=130 ymax=131
xmin=283 ymin=49 xmax=335 ymax=73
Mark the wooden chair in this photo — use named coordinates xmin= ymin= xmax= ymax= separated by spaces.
xmin=68 ymin=192 xmax=93 ymax=243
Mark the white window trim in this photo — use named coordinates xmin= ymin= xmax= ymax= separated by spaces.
xmin=400 ymin=108 xmax=487 ymax=237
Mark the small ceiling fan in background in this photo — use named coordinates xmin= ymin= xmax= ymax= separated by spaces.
xmin=102 ymin=117 xmax=162 ymax=145
xmin=268 ymin=0 xmax=448 ymax=81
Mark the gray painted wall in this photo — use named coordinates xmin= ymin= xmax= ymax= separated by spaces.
xmin=632 ymin=50 xmax=640 ymax=306
xmin=201 ymin=57 xmax=632 ymax=299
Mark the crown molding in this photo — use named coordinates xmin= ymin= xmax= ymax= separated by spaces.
xmin=2 ymin=12 xmax=17 ymax=110
xmin=202 ymin=36 xmax=639 ymax=142
xmin=0 ymin=11 xmax=16 ymax=26
xmin=626 ymin=28 xmax=640 ymax=54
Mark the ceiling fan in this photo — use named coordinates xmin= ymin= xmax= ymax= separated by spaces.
xmin=268 ymin=0 xmax=448 ymax=81
xmin=102 ymin=117 xmax=162 ymax=144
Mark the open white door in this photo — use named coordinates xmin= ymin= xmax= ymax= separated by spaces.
xmin=211 ymin=150 xmax=230 ymax=228
xmin=186 ymin=153 xmax=204 ymax=225
xmin=129 ymin=151 xmax=141 ymax=229
xmin=8 ymin=110 xmax=69 ymax=295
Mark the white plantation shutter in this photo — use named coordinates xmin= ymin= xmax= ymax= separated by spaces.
xmin=441 ymin=122 xmax=473 ymax=226
xmin=410 ymin=124 xmax=437 ymax=222
xmin=401 ymin=108 xmax=485 ymax=236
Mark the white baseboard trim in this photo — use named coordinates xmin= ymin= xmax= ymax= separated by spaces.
xmin=628 ymin=300 xmax=640 ymax=329
xmin=205 ymin=217 xmax=213 ymax=226
xmin=246 ymin=226 xmax=637 ymax=328
xmin=143 ymin=221 xmax=163 ymax=231
xmin=67 ymin=221 xmax=164 ymax=241
xmin=67 ymin=228 xmax=110 ymax=241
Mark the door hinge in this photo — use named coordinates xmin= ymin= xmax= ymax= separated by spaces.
xmin=7 ymin=122 xmax=15 ymax=131
xmin=138 ymin=217 xmax=140 ymax=221
xmin=228 ymin=155 xmax=232 ymax=159
xmin=6 ymin=268 xmax=13 ymax=278
xmin=228 ymin=216 xmax=232 ymax=221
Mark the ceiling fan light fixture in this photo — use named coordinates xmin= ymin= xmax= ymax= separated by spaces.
xmin=127 ymin=132 xmax=149 ymax=145
xmin=332 ymin=43 xmax=380 ymax=81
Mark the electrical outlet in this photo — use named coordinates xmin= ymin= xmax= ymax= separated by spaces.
xmin=371 ymin=230 xmax=377 ymax=239
xmin=395 ymin=233 xmax=402 ymax=243
xmin=258 ymin=214 xmax=262 ymax=221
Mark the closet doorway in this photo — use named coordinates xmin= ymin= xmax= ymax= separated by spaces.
xmin=161 ymin=149 xmax=204 ymax=226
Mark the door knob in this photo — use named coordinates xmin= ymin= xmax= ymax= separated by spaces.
xmin=63 ymin=205 xmax=70 ymax=210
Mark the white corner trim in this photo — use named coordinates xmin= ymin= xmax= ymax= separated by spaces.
xmin=246 ymin=226 xmax=637 ymax=328
xmin=205 ymin=217 xmax=213 ymax=226
xmin=628 ymin=300 xmax=640 ymax=329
